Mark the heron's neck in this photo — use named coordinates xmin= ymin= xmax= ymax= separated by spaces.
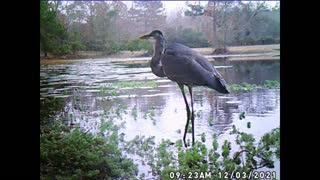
xmin=150 ymin=37 xmax=166 ymax=77
xmin=152 ymin=37 xmax=164 ymax=57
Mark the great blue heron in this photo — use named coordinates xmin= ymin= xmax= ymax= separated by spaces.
xmin=139 ymin=30 xmax=230 ymax=147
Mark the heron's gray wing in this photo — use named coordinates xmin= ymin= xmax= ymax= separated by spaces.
xmin=165 ymin=43 xmax=214 ymax=72
xmin=163 ymin=43 xmax=229 ymax=93
xmin=160 ymin=54 xmax=208 ymax=86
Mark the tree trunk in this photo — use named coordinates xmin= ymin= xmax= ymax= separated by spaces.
xmin=223 ymin=2 xmax=227 ymax=49
xmin=212 ymin=2 xmax=217 ymax=47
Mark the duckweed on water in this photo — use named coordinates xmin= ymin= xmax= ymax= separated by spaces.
xmin=239 ymin=112 xmax=246 ymax=120
xmin=131 ymin=105 xmax=138 ymax=121
xmin=63 ymin=89 xmax=69 ymax=95
xmin=263 ymin=80 xmax=280 ymax=89
xmin=99 ymin=85 xmax=119 ymax=97
xmin=114 ymin=80 xmax=158 ymax=89
xmin=208 ymin=117 xmax=214 ymax=126
xmin=229 ymin=82 xmax=257 ymax=92
xmin=148 ymin=108 xmax=157 ymax=125
xmin=230 ymin=80 xmax=279 ymax=92
xmin=201 ymin=133 xmax=206 ymax=143
xmin=143 ymin=112 xmax=147 ymax=119
xmin=187 ymin=124 xmax=193 ymax=133
xmin=247 ymin=121 xmax=251 ymax=128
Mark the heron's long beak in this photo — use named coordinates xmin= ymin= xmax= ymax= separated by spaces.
xmin=139 ymin=33 xmax=151 ymax=39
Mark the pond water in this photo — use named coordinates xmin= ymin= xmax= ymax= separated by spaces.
xmin=40 ymin=56 xmax=280 ymax=179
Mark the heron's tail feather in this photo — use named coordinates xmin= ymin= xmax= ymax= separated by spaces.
xmin=215 ymin=77 xmax=230 ymax=94
xmin=207 ymin=74 xmax=230 ymax=94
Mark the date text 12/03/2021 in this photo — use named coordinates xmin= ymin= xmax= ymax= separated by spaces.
xmin=168 ymin=171 xmax=276 ymax=179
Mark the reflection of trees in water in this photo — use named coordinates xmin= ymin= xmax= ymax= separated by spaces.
xmin=42 ymin=82 xmax=279 ymax=141
xmin=238 ymin=89 xmax=279 ymax=115
xmin=212 ymin=60 xmax=280 ymax=85
xmin=192 ymin=88 xmax=280 ymax=135
xmin=123 ymin=87 xmax=168 ymax=113
xmin=206 ymin=91 xmax=234 ymax=134
xmin=192 ymin=90 xmax=234 ymax=135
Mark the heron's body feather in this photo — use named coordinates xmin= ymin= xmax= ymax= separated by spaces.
xmin=160 ymin=43 xmax=229 ymax=94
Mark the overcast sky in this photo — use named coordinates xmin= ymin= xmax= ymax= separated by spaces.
xmin=124 ymin=1 xmax=279 ymax=16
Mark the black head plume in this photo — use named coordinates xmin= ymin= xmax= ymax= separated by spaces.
xmin=151 ymin=30 xmax=163 ymax=37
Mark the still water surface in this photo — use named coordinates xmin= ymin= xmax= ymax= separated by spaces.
xmin=40 ymin=56 xmax=280 ymax=178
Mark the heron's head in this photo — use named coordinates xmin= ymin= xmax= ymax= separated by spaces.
xmin=139 ymin=30 xmax=164 ymax=44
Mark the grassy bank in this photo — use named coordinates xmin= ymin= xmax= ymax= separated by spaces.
xmin=40 ymin=44 xmax=280 ymax=62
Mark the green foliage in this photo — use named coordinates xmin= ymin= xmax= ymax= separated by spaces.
xmin=40 ymin=1 xmax=72 ymax=55
xmin=259 ymin=128 xmax=280 ymax=159
xmin=182 ymin=29 xmax=210 ymax=48
xmin=230 ymin=126 xmax=279 ymax=172
xmin=165 ymin=28 xmax=210 ymax=48
xmin=145 ymin=125 xmax=279 ymax=179
xmin=126 ymin=39 xmax=153 ymax=54
xmin=40 ymin=122 xmax=138 ymax=179
xmin=40 ymin=97 xmax=65 ymax=126
xmin=104 ymin=41 xmax=127 ymax=55
xmin=141 ymin=113 xmax=280 ymax=179
xmin=133 ymin=115 xmax=280 ymax=179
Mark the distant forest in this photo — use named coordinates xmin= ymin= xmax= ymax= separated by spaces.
xmin=40 ymin=1 xmax=280 ymax=55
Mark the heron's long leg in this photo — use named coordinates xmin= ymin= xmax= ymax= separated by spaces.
xmin=188 ymin=85 xmax=195 ymax=146
xmin=178 ymin=83 xmax=190 ymax=147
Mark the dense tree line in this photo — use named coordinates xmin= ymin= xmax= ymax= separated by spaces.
xmin=178 ymin=1 xmax=279 ymax=48
xmin=40 ymin=1 xmax=279 ymax=56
